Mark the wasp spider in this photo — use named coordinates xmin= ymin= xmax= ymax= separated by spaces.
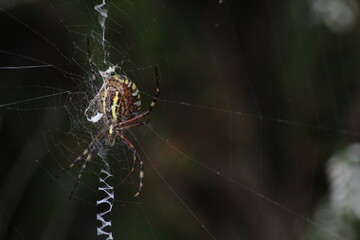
xmin=57 ymin=39 xmax=160 ymax=199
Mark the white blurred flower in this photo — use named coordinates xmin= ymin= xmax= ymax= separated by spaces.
xmin=327 ymin=143 xmax=360 ymax=219
xmin=305 ymin=143 xmax=360 ymax=239
xmin=311 ymin=0 xmax=358 ymax=33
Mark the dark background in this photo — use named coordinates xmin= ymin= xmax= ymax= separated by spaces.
xmin=1 ymin=0 xmax=360 ymax=239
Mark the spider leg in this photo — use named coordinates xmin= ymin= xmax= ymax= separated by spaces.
xmin=119 ymin=65 xmax=160 ymax=127
xmin=121 ymin=119 xmax=150 ymax=130
xmin=87 ymin=37 xmax=98 ymax=93
xmin=54 ymin=130 xmax=105 ymax=180
xmin=122 ymin=154 xmax=136 ymax=183
xmin=118 ymin=133 xmax=144 ymax=198
xmin=53 ymin=147 xmax=90 ymax=180
xmin=67 ymin=130 xmax=106 ymax=199
xmin=69 ymin=152 xmax=93 ymax=199
xmin=118 ymin=119 xmax=150 ymax=183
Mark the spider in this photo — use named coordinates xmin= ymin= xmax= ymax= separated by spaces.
xmin=56 ymin=39 xmax=160 ymax=199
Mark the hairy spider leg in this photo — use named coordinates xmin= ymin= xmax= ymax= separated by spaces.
xmin=54 ymin=130 xmax=105 ymax=180
xmin=66 ymin=130 xmax=106 ymax=199
xmin=54 ymin=148 xmax=90 ymax=181
xmin=87 ymin=37 xmax=98 ymax=93
xmin=57 ymin=131 xmax=105 ymax=177
xmin=118 ymin=119 xmax=151 ymax=183
xmin=119 ymin=65 xmax=160 ymax=127
xmin=115 ymin=66 xmax=160 ymax=198
xmin=119 ymin=133 xmax=144 ymax=198
xmin=69 ymin=152 xmax=93 ymax=199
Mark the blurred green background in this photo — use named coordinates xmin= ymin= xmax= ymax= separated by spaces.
xmin=1 ymin=0 xmax=360 ymax=239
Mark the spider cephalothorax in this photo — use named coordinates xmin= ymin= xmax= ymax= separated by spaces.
xmin=56 ymin=41 xmax=160 ymax=199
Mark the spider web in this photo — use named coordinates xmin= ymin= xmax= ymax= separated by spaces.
xmin=0 ymin=0 xmax=360 ymax=240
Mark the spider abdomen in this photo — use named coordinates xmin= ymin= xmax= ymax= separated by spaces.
xmin=100 ymin=75 xmax=141 ymax=123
